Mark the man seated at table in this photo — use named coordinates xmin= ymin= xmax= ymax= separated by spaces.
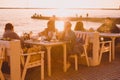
xmin=97 ymin=17 xmax=120 ymax=33
xmin=2 ymin=23 xmax=24 ymax=48
xmin=2 ymin=23 xmax=24 ymax=74
xmin=97 ymin=17 xmax=120 ymax=44
xmin=38 ymin=20 xmax=58 ymax=41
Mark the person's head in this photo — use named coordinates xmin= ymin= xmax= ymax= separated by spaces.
xmin=64 ymin=21 xmax=72 ymax=31
xmin=47 ymin=20 xmax=55 ymax=31
xmin=74 ymin=21 xmax=84 ymax=31
xmin=5 ymin=23 xmax=14 ymax=31
xmin=104 ymin=17 xmax=113 ymax=26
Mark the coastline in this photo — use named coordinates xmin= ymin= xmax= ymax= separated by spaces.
xmin=31 ymin=15 xmax=120 ymax=24
xmin=82 ymin=17 xmax=120 ymax=24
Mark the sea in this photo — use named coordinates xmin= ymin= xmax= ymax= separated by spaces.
xmin=0 ymin=8 xmax=120 ymax=37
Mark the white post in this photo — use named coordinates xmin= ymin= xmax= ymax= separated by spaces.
xmin=89 ymin=32 xmax=100 ymax=66
xmin=0 ymin=40 xmax=21 ymax=80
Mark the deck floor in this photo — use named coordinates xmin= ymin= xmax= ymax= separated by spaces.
xmin=4 ymin=48 xmax=120 ymax=80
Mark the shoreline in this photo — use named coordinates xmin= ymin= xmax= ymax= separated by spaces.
xmin=31 ymin=15 xmax=120 ymax=24
xmin=82 ymin=17 xmax=120 ymax=24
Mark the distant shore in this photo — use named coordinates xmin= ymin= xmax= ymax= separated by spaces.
xmin=31 ymin=15 xmax=120 ymax=24
xmin=82 ymin=17 xmax=120 ymax=24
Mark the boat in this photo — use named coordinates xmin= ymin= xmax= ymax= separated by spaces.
xmin=31 ymin=15 xmax=82 ymax=21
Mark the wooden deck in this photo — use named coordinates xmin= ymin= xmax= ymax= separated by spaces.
xmin=3 ymin=46 xmax=120 ymax=80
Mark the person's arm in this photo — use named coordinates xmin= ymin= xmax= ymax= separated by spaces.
xmin=111 ymin=24 xmax=120 ymax=33
xmin=97 ymin=24 xmax=105 ymax=32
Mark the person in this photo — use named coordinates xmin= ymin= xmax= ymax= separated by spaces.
xmin=74 ymin=21 xmax=86 ymax=31
xmin=2 ymin=23 xmax=24 ymax=48
xmin=2 ymin=23 xmax=24 ymax=74
xmin=97 ymin=17 xmax=120 ymax=33
xmin=61 ymin=21 xmax=85 ymax=68
xmin=60 ymin=21 xmax=76 ymax=68
xmin=97 ymin=17 xmax=120 ymax=44
xmin=61 ymin=21 xmax=76 ymax=54
xmin=38 ymin=20 xmax=57 ymax=41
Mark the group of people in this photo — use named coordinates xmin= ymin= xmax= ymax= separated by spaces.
xmin=1 ymin=17 xmax=120 ymax=69
xmin=2 ymin=17 xmax=120 ymax=55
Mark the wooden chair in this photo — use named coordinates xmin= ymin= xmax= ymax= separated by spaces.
xmin=0 ymin=45 xmax=5 ymax=80
xmin=70 ymin=31 xmax=90 ymax=70
xmin=21 ymin=51 xmax=45 ymax=80
xmin=99 ymin=40 xmax=112 ymax=64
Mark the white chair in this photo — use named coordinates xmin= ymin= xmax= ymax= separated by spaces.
xmin=70 ymin=32 xmax=90 ymax=70
xmin=21 ymin=51 xmax=45 ymax=80
xmin=99 ymin=40 xmax=112 ymax=64
xmin=0 ymin=45 xmax=5 ymax=80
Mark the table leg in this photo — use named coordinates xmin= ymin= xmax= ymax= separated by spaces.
xmin=111 ymin=37 xmax=115 ymax=60
xmin=46 ymin=46 xmax=52 ymax=76
xmin=63 ymin=44 xmax=67 ymax=72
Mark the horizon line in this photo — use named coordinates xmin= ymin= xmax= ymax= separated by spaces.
xmin=0 ymin=7 xmax=120 ymax=10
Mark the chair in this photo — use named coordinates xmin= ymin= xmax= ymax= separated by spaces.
xmin=0 ymin=45 xmax=5 ymax=80
xmin=99 ymin=40 xmax=112 ymax=64
xmin=70 ymin=32 xmax=90 ymax=70
xmin=21 ymin=51 xmax=45 ymax=80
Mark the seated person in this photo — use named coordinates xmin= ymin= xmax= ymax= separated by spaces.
xmin=97 ymin=17 xmax=120 ymax=33
xmin=2 ymin=23 xmax=24 ymax=48
xmin=2 ymin=23 xmax=24 ymax=74
xmin=60 ymin=21 xmax=76 ymax=68
xmin=60 ymin=21 xmax=85 ymax=68
xmin=61 ymin=21 xmax=76 ymax=54
xmin=38 ymin=20 xmax=58 ymax=41
xmin=97 ymin=17 xmax=120 ymax=44
xmin=74 ymin=21 xmax=86 ymax=31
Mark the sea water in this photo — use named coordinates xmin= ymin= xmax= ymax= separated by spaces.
xmin=0 ymin=8 xmax=120 ymax=36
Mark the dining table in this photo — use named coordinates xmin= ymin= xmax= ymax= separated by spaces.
xmin=100 ymin=33 xmax=120 ymax=60
xmin=24 ymin=40 xmax=67 ymax=76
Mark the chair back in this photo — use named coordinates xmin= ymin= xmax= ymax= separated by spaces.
xmin=74 ymin=31 xmax=100 ymax=66
xmin=75 ymin=31 xmax=89 ymax=46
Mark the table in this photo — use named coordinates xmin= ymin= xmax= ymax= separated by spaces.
xmin=100 ymin=33 xmax=120 ymax=60
xmin=0 ymin=40 xmax=21 ymax=80
xmin=24 ymin=40 xmax=67 ymax=76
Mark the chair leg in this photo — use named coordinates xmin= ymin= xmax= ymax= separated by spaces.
xmin=0 ymin=71 xmax=5 ymax=80
xmin=99 ymin=51 xmax=103 ymax=64
xmin=0 ymin=61 xmax=5 ymax=80
xmin=109 ymin=50 xmax=112 ymax=62
xmin=84 ymin=48 xmax=89 ymax=67
xmin=22 ymin=68 xmax=27 ymax=80
xmin=74 ymin=55 xmax=78 ymax=71
xmin=69 ymin=54 xmax=78 ymax=71
xmin=41 ymin=59 xmax=44 ymax=80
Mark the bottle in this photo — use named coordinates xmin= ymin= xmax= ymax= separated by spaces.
xmin=51 ymin=32 xmax=57 ymax=41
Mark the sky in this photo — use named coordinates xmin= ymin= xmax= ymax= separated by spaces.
xmin=0 ymin=0 xmax=120 ymax=9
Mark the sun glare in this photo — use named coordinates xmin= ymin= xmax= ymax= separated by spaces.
xmin=55 ymin=21 xmax=64 ymax=31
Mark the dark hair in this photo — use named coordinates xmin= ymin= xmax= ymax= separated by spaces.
xmin=105 ymin=17 xmax=112 ymax=20
xmin=5 ymin=23 xmax=14 ymax=31
xmin=47 ymin=20 xmax=56 ymax=31
xmin=47 ymin=20 xmax=55 ymax=27
xmin=74 ymin=21 xmax=85 ymax=31
xmin=64 ymin=21 xmax=72 ymax=28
